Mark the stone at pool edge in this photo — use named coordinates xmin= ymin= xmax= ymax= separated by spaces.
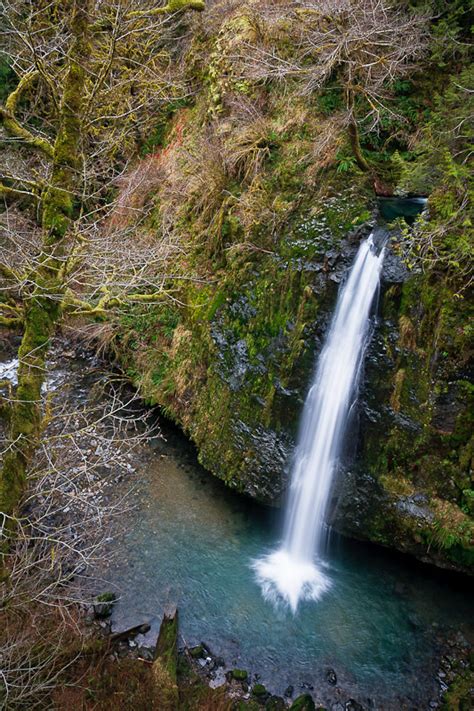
xmin=230 ymin=668 xmax=248 ymax=681
xmin=252 ymin=683 xmax=267 ymax=696
xmin=93 ymin=592 xmax=117 ymax=619
xmin=189 ymin=644 xmax=205 ymax=658
xmin=264 ymin=696 xmax=286 ymax=710
xmin=289 ymin=694 xmax=317 ymax=710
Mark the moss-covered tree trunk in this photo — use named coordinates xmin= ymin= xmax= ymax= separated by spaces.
xmin=348 ymin=118 xmax=370 ymax=173
xmin=346 ymin=86 xmax=370 ymax=174
xmin=152 ymin=607 xmax=179 ymax=709
xmin=0 ymin=0 xmax=90 ymax=519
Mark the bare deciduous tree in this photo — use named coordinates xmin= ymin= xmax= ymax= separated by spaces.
xmin=0 ymin=0 xmax=204 ymax=523
xmin=0 ymin=351 xmax=156 ymax=708
xmin=242 ymin=0 xmax=429 ymax=172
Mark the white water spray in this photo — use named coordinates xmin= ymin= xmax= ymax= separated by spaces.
xmin=253 ymin=235 xmax=385 ymax=612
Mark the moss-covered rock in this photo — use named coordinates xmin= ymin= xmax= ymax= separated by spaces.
xmin=189 ymin=644 xmax=205 ymax=658
xmin=332 ymin=268 xmax=473 ymax=571
xmin=94 ymin=592 xmax=117 ymax=619
xmin=252 ymin=682 xmax=267 ymax=696
xmin=289 ymin=693 xmax=316 ymax=711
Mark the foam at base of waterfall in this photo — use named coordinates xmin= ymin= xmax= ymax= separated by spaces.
xmin=252 ymin=549 xmax=331 ymax=613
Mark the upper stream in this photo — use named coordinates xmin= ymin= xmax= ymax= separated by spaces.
xmin=103 ymin=417 xmax=473 ymax=710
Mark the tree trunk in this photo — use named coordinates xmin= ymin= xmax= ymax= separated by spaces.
xmin=0 ymin=0 xmax=90 ymax=520
xmin=345 ymin=86 xmax=370 ymax=174
xmin=348 ymin=118 xmax=370 ymax=173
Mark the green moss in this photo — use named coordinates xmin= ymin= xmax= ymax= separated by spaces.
xmin=188 ymin=644 xmax=204 ymax=658
xmin=289 ymin=694 xmax=316 ymax=711
xmin=96 ymin=592 xmax=116 ymax=603
xmin=94 ymin=592 xmax=117 ymax=618
xmin=441 ymin=667 xmax=474 ymax=711
xmin=155 ymin=610 xmax=178 ymax=679
xmin=140 ymin=98 xmax=190 ymax=156
xmin=152 ymin=610 xmax=179 ymax=707
xmin=166 ymin=0 xmax=204 ymax=10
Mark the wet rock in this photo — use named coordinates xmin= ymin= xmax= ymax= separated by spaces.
xmin=93 ymin=592 xmax=117 ymax=619
xmin=454 ymin=632 xmax=470 ymax=649
xmin=326 ymin=669 xmax=337 ymax=686
xmin=285 ymin=685 xmax=295 ymax=697
xmin=230 ymin=420 xmax=292 ymax=502
xmin=110 ymin=622 xmax=151 ymax=643
xmin=209 ymin=668 xmax=227 ymax=689
xmin=440 ymin=656 xmax=452 ymax=671
xmin=290 ymin=694 xmax=316 ymax=711
xmin=381 ymin=248 xmax=408 ymax=283
xmin=252 ymin=682 xmax=267 ymax=697
xmin=230 ymin=668 xmax=248 ymax=681
xmin=431 ymin=382 xmax=464 ymax=434
xmin=265 ymin=696 xmax=286 ymax=710
xmin=395 ymin=497 xmax=434 ymax=524
xmin=345 ymin=700 xmax=364 ymax=711
xmin=117 ymin=644 xmax=129 ymax=658
xmin=331 ymin=471 xmax=384 ymax=537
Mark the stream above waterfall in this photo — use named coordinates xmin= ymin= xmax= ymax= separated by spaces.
xmin=102 ymin=414 xmax=473 ymax=710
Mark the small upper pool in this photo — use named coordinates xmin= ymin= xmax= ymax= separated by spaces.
xmin=103 ymin=418 xmax=472 ymax=709
xmin=378 ymin=196 xmax=428 ymax=224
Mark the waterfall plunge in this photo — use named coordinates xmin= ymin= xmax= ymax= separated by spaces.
xmin=253 ymin=235 xmax=385 ymax=612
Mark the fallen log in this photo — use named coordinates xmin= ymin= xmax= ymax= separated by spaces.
xmin=152 ymin=606 xmax=179 ymax=710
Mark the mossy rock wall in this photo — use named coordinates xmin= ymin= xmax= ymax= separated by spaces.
xmin=113 ymin=1 xmax=473 ymax=573
xmin=117 ymin=204 xmax=472 ymax=573
xmin=334 ymin=268 xmax=473 ymax=572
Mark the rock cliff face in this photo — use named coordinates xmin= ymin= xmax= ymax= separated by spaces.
xmin=116 ymin=200 xmax=472 ymax=573
xmin=334 ymin=255 xmax=473 ymax=573
xmin=113 ymin=2 xmax=473 ymax=573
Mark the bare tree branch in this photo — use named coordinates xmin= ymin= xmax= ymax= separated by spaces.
xmin=0 ymin=70 xmax=55 ymax=158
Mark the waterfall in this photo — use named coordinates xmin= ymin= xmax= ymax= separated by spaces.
xmin=253 ymin=235 xmax=385 ymax=612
